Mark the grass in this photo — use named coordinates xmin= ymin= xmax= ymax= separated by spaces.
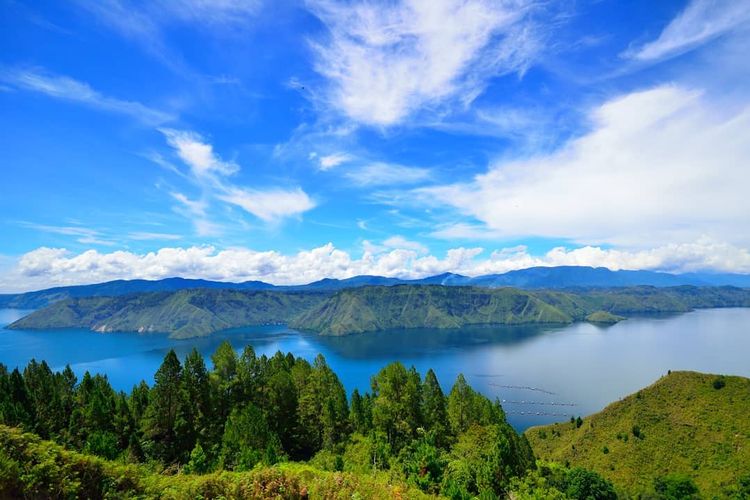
xmin=525 ymin=371 xmax=750 ymax=497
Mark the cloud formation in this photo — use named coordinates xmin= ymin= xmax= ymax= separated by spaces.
xmin=307 ymin=0 xmax=540 ymax=126
xmin=418 ymin=84 xmax=750 ymax=247
xmin=159 ymin=129 xmax=315 ymax=225
xmin=2 ymin=68 xmax=175 ymax=125
xmin=627 ymin=0 xmax=750 ymax=61
xmin=3 ymin=238 xmax=749 ymax=292
xmin=346 ymin=162 xmax=431 ymax=186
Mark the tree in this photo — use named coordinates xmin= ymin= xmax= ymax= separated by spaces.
xmin=654 ymin=474 xmax=700 ymax=500
xmin=220 ymin=403 xmax=282 ymax=471
xmin=421 ymin=369 xmax=450 ymax=448
xmin=371 ymin=362 xmax=422 ymax=451
xmin=180 ymin=349 xmax=212 ymax=452
xmin=142 ymin=350 xmax=183 ymax=464
xmin=565 ymin=467 xmax=617 ymax=500
xmin=297 ymin=354 xmax=349 ymax=456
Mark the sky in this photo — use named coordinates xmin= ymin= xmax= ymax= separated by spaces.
xmin=1 ymin=0 xmax=749 ymax=292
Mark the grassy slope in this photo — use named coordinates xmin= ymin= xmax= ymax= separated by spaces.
xmin=0 ymin=425 xmax=433 ymax=499
xmin=290 ymin=285 xmax=573 ymax=336
xmin=525 ymin=371 xmax=750 ymax=496
xmin=9 ymin=289 xmax=327 ymax=339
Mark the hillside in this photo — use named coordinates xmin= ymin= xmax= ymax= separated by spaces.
xmin=525 ymin=371 xmax=750 ymax=497
xmin=8 ymin=289 xmax=327 ymax=339
xmin=8 ymin=284 xmax=750 ymax=338
xmin=290 ymin=285 xmax=574 ymax=335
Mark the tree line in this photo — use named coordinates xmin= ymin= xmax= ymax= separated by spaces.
xmin=0 ymin=343 xmax=620 ymax=497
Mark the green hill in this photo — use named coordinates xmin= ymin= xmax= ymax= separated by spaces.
xmin=8 ymin=289 xmax=327 ymax=339
xmin=290 ymin=285 xmax=573 ymax=335
xmin=525 ymin=371 xmax=750 ymax=497
xmin=8 ymin=284 xmax=750 ymax=338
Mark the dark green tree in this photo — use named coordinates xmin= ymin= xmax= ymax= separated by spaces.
xmin=142 ymin=350 xmax=183 ymax=463
xmin=421 ymin=369 xmax=450 ymax=448
xmin=371 ymin=362 xmax=422 ymax=451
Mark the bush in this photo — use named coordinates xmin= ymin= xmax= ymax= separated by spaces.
xmin=654 ymin=473 xmax=700 ymax=499
xmin=713 ymin=377 xmax=726 ymax=390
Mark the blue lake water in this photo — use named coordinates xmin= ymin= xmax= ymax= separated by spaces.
xmin=1 ymin=307 xmax=749 ymax=431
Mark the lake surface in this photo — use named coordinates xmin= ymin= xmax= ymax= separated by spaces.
xmin=1 ymin=307 xmax=749 ymax=431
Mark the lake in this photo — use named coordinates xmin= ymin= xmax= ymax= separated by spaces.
xmin=1 ymin=307 xmax=749 ymax=431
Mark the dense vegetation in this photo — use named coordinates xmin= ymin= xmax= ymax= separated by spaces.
xmin=2 ymin=351 xmax=747 ymax=498
xmin=0 ymin=346 xmax=542 ymax=498
xmin=9 ymin=284 xmax=750 ymax=338
xmin=9 ymin=289 xmax=327 ymax=339
xmin=291 ymin=285 xmax=571 ymax=335
xmin=526 ymin=371 xmax=750 ymax=497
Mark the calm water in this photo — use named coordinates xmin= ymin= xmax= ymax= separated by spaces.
xmin=1 ymin=307 xmax=749 ymax=431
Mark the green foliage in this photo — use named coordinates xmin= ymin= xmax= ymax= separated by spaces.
xmin=0 ymin=351 xmax=549 ymax=498
xmin=654 ymin=473 xmax=700 ymax=499
xmin=527 ymin=371 xmax=750 ymax=497
xmin=565 ymin=467 xmax=617 ymax=499
xmin=713 ymin=376 xmax=726 ymax=389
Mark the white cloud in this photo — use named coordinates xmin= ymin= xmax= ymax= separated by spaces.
xmin=2 ymin=68 xmax=175 ymax=125
xmin=346 ymin=162 xmax=431 ymax=186
xmin=161 ymin=129 xmax=239 ymax=177
xmin=318 ymin=152 xmax=352 ymax=170
xmin=17 ymin=222 xmax=116 ymax=247
xmin=159 ymin=130 xmax=316 ymax=225
xmin=382 ymin=236 xmax=428 ymax=254
xmin=307 ymin=0 xmax=540 ymax=126
xmin=128 ymin=232 xmax=182 ymax=241
xmin=3 ymin=238 xmax=749 ymax=292
xmin=418 ymin=84 xmax=750 ymax=247
xmin=219 ymin=187 xmax=316 ymax=222
xmin=627 ymin=0 xmax=750 ymax=61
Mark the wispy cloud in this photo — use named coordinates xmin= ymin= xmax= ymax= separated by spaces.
xmin=161 ymin=129 xmax=239 ymax=177
xmin=17 ymin=222 xmax=115 ymax=246
xmin=625 ymin=0 xmax=750 ymax=61
xmin=1 ymin=68 xmax=175 ymax=125
xmin=219 ymin=187 xmax=315 ymax=222
xmin=306 ymin=0 xmax=541 ymax=126
xmin=417 ymin=84 xmax=750 ymax=247
xmin=346 ymin=162 xmax=431 ymax=186
xmin=159 ymin=130 xmax=316 ymax=225
xmin=317 ymin=152 xmax=353 ymax=171
xmin=128 ymin=231 xmax=182 ymax=241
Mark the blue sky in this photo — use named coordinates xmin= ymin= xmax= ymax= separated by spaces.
xmin=1 ymin=0 xmax=749 ymax=291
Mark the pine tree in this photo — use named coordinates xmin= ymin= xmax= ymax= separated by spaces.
xmin=142 ymin=350 xmax=183 ymax=464
xmin=421 ymin=369 xmax=451 ymax=448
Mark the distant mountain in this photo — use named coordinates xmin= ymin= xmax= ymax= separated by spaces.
xmin=1 ymin=266 xmax=748 ymax=309
xmin=465 ymin=266 xmax=750 ymax=288
xmin=13 ymin=284 xmax=746 ymax=338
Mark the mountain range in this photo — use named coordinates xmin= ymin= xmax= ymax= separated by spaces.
xmin=9 ymin=284 xmax=750 ymax=338
xmin=2 ymin=266 xmax=749 ymax=310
